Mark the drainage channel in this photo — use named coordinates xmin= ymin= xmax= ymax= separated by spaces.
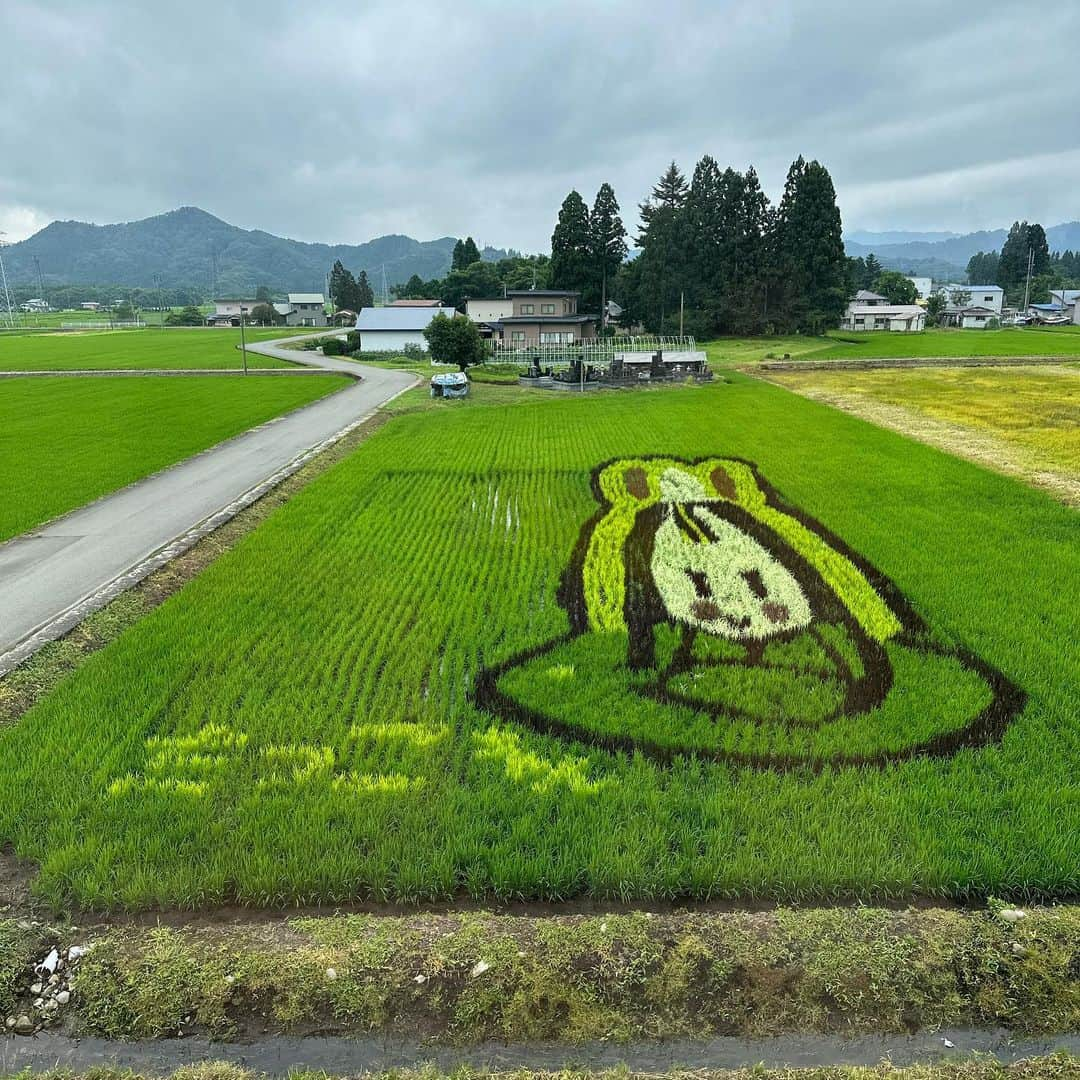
xmin=2 ymin=1030 xmax=1078 ymax=1076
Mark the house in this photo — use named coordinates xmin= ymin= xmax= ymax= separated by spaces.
xmin=389 ymin=299 xmax=442 ymax=307
xmin=491 ymin=289 xmax=597 ymax=347
xmin=906 ymin=277 xmax=933 ymax=300
xmin=939 ymin=284 xmax=1004 ymax=315
xmin=353 ymin=305 xmax=458 ymax=353
xmin=842 ymin=302 xmax=926 ymax=332
xmin=957 ymin=306 xmax=998 ymax=329
xmin=19 ymin=298 xmax=49 ymax=312
xmin=213 ymin=298 xmax=259 ymax=319
xmin=465 ymin=297 xmax=514 ymax=323
xmin=853 ymin=290 xmax=890 ymax=306
xmin=1050 ymin=289 xmax=1080 ymax=324
xmin=285 ymin=293 xmax=327 ymax=327
xmin=79 ymin=301 xmax=101 ymax=311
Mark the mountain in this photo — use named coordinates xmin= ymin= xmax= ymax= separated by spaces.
xmin=845 ymin=229 xmax=961 ymax=246
xmin=1 ymin=207 xmax=512 ymax=294
xmin=843 ymin=221 xmax=1080 ymax=279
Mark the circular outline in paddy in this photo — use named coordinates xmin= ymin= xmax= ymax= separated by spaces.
xmin=474 ymin=456 xmax=1026 ymax=771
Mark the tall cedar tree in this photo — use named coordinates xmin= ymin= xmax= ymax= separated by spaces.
xmin=550 ymin=191 xmax=592 ymax=299
xmin=997 ymin=222 xmax=1030 ymax=289
xmin=769 ymin=157 xmax=847 ymax=333
xmin=588 ymin=183 xmax=628 ymax=318
xmin=636 ymin=162 xmax=690 ymax=331
xmin=452 ymin=237 xmax=481 ymax=271
xmin=355 ymin=270 xmax=375 ymax=309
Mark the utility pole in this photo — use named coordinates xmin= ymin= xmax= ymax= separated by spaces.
xmin=1022 ymin=247 xmax=1034 ymax=314
xmin=0 ymin=234 xmax=16 ymax=328
xmin=380 ymin=264 xmax=389 ymax=305
xmin=239 ymin=304 xmax=248 ymax=374
xmin=679 ymin=291 xmax=684 ymax=337
xmin=34 ymin=255 xmax=46 ymax=312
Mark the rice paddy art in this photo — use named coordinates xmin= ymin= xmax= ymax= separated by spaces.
xmin=477 ymin=457 xmax=1025 ymax=769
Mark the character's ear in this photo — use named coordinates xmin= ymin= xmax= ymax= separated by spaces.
xmin=623 ymin=466 xmax=650 ymax=500
xmin=709 ymin=465 xmax=736 ymax=500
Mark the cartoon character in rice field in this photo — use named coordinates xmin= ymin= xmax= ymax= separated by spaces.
xmin=474 ymin=457 xmax=1024 ymax=769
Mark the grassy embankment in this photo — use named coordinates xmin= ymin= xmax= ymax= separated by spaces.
xmin=0 ymin=374 xmax=350 ymax=541
xmin=0 ymin=375 xmax=1075 ymax=909
xmin=2 ymin=907 xmax=1079 ymax=1042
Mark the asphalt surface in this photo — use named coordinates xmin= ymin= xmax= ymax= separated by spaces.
xmin=0 ymin=336 xmax=417 ymax=672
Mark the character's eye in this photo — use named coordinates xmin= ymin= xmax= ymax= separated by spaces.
xmin=741 ymin=569 xmax=768 ymax=600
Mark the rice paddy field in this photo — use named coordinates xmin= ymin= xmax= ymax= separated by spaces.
xmin=0 ymin=372 xmax=1076 ymax=910
xmin=705 ymin=327 xmax=1080 ymax=366
xmin=768 ymin=365 xmax=1080 ymax=478
xmin=0 ymin=374 xmax=350 ymax=541
xmin=0 ymin=328 xmax=306 ymax=371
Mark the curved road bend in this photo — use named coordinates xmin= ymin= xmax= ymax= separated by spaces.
xmin=0 ymin=335 xmax=417 ymax=674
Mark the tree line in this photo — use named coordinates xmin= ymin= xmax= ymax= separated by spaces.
xmin=966 ymin=222 xmax=1080 ymax=304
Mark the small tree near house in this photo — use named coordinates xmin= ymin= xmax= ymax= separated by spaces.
xmin=423 ymin=312 xmax=485 ymax=370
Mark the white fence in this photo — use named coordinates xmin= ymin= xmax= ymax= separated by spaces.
xmin=58 ymin=321 xmax=147 ymax=329
xmin=486 ymin=335 xmax=698 ymax=366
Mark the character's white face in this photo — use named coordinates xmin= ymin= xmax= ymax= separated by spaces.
xmin=651 ymin=504 xmax=812 ymax=641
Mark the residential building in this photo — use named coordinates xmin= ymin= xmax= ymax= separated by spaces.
xmin=906 ymin=277 xmax=933 ymax=299
xmin=492 ymin=289 xmax=597 ymax=347
xmin=79 ymin=301 xmax=101 ymax=311
xmin=465 ymin=297 xmax=514 ymax=324
xmin=956 ymin=306 xmax=998 ymax=329
xmin=852 ymin=290 xmax=890 ymax=306
xmin=389 ymin=299 xmax=442 ymax=307
xmin=353 ymin=305 xmax=458 ymax=353
xmin=842 ymin=302 xmax=926 ymax=332
xmin=19 ymin=298 xmax=49 ymax=312
xmin=285 ymin=293 xmax=327 ymax=327
xmin=939 ymin=284 xmax=1004 ymax=315
xmin=213 ymin=298 xmax=259 ymax=319
xmin=1050 ymin=289 xmax=1080 ymax=324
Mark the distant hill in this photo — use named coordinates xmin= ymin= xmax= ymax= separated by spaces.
xmin=844 ymin=221 xmax=1080 ymax=279
xmin=845 ymin=229 xmax=961 ymax=246
xmin=1 ymin=207 xmax=512 ymax=294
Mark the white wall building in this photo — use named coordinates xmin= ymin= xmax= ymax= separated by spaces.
xmin=354 ymin=305 xmax=458 ymax=352
xmin=465 ymin=297 xmax=514 ymax=323
xmin=906 ymin=277 xmax=933 ymax=299
xmin=842 ymin=302 xmax=926 ymax=332
xmin=939 ymin=284 xmax=1004 ymax=315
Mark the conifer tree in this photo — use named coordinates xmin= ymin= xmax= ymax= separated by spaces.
xmin=588 ymin=183 xmax=627 ymax=318
xmin=550 ymin=191 xmax=592 ymax=297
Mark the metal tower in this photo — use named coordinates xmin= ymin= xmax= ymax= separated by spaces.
xmin=0 ymin=234 xmax=17 ymax=328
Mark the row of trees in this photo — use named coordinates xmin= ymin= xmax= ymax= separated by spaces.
xmin=611 ymin=157 xmax=847 ymax=335
xmin=548 ymin=184 xmax=628 ymax=313
xmin=328 ymin=260 xmax=375 ymax=312
xmin=966 ymin=222 xmax=1079 ymax=304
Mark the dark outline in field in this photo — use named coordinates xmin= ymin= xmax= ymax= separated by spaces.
xmin=473 ymin=457 xmax=1025 ymax=772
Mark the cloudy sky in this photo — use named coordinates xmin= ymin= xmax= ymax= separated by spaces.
xmin=2 ymin=1 xmax=1078 ymax=250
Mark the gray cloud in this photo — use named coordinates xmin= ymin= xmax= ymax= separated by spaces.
xmin=2 ymin=0 xmax=1078 ymax=247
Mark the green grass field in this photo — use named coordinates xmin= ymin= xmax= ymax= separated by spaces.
xmin=0 ymin=375 xmax=1075 ymax=909
xmin=0 ymin=374 xmax=350 ymax=541
xmin=704 ymin=327 xmax=1080 ymax=366
xmin=0 ymin=328 xmax=308 ymax=371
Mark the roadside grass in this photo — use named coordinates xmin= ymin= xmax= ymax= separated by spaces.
xmin=0 ymin=374 xmax=350 ymax=541
xmin=703 ymin=336 xmax=834 ymax=367
xmin=0 ymin=329 xmax=310 ymax=371
xmin=0 ymin=374 xmax=1075 ymax=909
xmin=767 ymin=365 xmax=1080 ymax=478
xmin=7 ymin=907 xmax=1071 ymax=1041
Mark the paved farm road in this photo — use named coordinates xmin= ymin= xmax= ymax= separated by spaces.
xmin=0 ymin=336 xmax=417 ymax=674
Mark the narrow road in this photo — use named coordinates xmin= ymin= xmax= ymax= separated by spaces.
xmin=0 ymin=335 xmax=417 ymax=675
